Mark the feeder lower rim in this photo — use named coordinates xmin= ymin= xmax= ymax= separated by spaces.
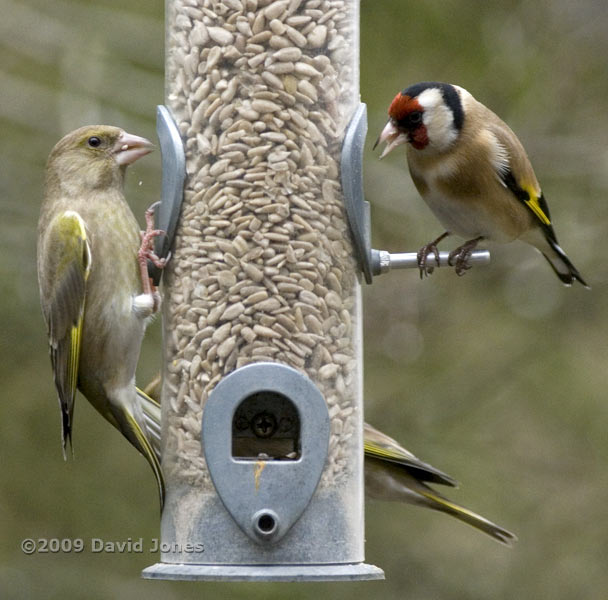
xmin=142 ymin=561 xmax=385 ymax=582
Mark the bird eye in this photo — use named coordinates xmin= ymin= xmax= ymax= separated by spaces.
xmin=408 ymin=111 xmax=423 ymax=125
xmin=87 ymin=136 xmax=102 ymax=148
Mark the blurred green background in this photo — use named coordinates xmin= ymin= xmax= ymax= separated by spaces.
xmin=1 ymin=0 xmax=607 ymax=598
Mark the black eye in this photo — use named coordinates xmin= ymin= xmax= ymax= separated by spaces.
xmin=408 ymin=111 xmax=423 ymax=125
xmin=396 ymin=110 xmax=423 ymax=131
xmin=87 ymin=136 xmax=101 ymax=148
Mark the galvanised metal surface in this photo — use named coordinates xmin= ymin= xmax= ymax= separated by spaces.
xmin=202 ymin=363 xmax=330 ymax=545
xmin=145 ymin=0 xmax=383 ymax=582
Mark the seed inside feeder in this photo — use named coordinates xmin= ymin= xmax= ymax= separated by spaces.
xmin=163 ymin=0 xmax=360 ymax=493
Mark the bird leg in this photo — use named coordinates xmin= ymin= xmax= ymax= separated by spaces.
xmin=417 ymin=232 xmax=450 ymax=278
xmin=447 ymin=236 xmax=484 ymax=276
xmin=137 ymin=202 xmax=168 ymax=312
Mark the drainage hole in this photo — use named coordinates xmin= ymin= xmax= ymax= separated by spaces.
xmin=257 ymin=513 xmax=276 ymax=533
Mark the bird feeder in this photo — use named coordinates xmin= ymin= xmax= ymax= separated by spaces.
xmin=143 ymin=0 xmax=383 ymax=582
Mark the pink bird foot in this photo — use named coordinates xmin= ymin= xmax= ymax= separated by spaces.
xmin=138 ymin=202 xmax=168 ymax=310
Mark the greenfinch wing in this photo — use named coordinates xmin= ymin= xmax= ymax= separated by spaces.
xmin=39 ymin=210 xmax=91 ymax=457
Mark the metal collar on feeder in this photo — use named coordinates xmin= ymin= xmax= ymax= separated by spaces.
xmin=148 ymin=105 xmax=186 ymax=286
xmin=340 ymin=103 xmax=491 ymax=281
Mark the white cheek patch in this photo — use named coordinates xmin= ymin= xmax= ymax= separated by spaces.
xmin=418 ymin=88 xmax=458 ymax=152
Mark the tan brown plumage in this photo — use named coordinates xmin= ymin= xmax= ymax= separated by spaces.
xmin=376 ymin=81 xmax=588 ymax=286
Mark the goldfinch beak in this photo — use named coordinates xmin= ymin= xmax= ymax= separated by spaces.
xmin=113 ymin=131 xmax=155 ymax=166
xmin=374 ymin=120 xmax=408 ymax=159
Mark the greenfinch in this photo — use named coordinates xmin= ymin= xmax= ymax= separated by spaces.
xmin=376 ymin=81 xmax=588 ymax=286
xmin=38 ymin=125 xmax=165 ymax=508
xmin=143 ymin=375 xmax=514 ymax=543
xmin=364 ymin=422 xmax=516 ymax=545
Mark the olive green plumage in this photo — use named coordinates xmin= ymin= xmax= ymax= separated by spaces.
xmin=149 ymin=371 xmax=515 ymax=545
xmin=38 ymin=125 xmax=164 ymax=508
xmin=364 ymin=423 xmax=516 ymax=546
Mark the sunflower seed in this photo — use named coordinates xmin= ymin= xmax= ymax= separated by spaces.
xmin=207 ymin=26 xmax=234 ymax=46
xmin=166 ymin=0 xmax=361 ymax=495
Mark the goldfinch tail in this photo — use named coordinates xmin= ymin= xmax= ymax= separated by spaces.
xmin=523 ymin=226 xmax=589 ymax=288
xmin=541 ymin=239 xmax=589 ymax=288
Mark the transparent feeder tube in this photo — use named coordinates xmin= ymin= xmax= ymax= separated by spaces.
xmin=158 ymin=0 xmax=368 ymax=568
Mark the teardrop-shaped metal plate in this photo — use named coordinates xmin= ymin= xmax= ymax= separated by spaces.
xmin=202 ymin=363 xmax=330 ymax=544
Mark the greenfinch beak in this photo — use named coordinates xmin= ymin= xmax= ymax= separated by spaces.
xmin=113 ymin=131 xmax=155 ymax=166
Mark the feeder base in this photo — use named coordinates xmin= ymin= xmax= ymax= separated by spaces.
xmin=142 ymin=562 xmax=384 ymax=582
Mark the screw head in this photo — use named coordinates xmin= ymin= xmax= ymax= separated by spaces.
xmin=251 ymin=411 xmax=277 ymax=438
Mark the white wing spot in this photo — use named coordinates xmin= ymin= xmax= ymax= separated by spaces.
xmin=485 ymin=130 xmax=510 ymax=185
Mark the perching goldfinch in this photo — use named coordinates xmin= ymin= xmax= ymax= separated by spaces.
xmin=37 ymin=125 xmax=166 ymax=508
xmin=364 ymin=423 xmax=516 ymax=546
xmin=375 ymin=81 xmax=588 ymax=286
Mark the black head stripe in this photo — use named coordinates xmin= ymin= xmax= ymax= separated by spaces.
xmin=401 ymin=82 xmax=464 ymax=131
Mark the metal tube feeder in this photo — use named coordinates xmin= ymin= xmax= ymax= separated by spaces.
xmin=143 ymin=0 xmax=383 ymax=582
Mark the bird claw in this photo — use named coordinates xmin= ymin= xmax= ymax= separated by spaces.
xmin=138 ymin=202 xmax=168 ymax=310
xmin=447 ymin=236 xmax=483 ymax=277
xmin=417 ymin=243 xmax=440 ymax=279
xmin=146 ymin=200 xmax=162 ymax=214
xmin=417 ymin=232 xmax=450 ymax=279
xmin=447 ymin=248 xmax=472 ymax=276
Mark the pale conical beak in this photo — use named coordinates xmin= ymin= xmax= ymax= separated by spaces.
xmin=374 ymin=120 xmax=408 ymax=159
xmin=113 ymin=131 xmax=155 ymax=166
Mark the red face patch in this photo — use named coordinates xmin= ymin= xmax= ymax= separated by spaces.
xmin=409 ymin=126 xmax=428 ymax=150
xmin=388 ymin=93 xmax=421 ymax=121
xmin=388 ymin=93 xmax=428 ymax=150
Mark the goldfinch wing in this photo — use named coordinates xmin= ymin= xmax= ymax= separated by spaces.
xmin=39 ymin=211 xmax=91 ymax=456
xmin=488 ymin=122 xmax=588 ymax=286
xmin=364 ymin=423 xmax=457 ymax=487
xmin=489 ymin=123 xmax=557 ymax=239
xmin=364 ymin=424 xmax=517 ymax=546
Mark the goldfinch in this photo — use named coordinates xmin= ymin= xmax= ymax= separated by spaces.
xmin=375 ymin=81 xmax=588 ymax=286
xmin=364 ymin=423 xmax=516 ymax=545
xmin=38 ymin=126 xmax=166 ymax=508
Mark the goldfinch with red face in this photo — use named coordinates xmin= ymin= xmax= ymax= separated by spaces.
xmin=38 ymin=126 xmax=166 ymax=508
xmin=375 ymin=81 xmax=588 ymax=286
